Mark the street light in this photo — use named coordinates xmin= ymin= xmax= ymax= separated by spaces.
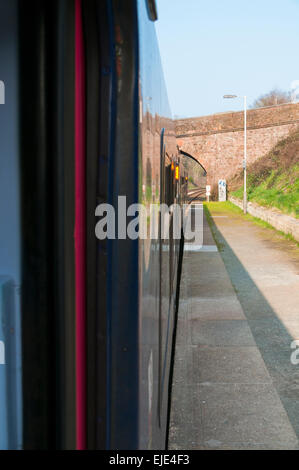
xmin=223 ymin=94 xmax=247 ymax=214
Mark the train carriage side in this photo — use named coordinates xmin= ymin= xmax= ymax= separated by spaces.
xmin=138 ymin=0 xmax=181 ymax=449
xmin=0 ymin=0 xmax=183 ymax=450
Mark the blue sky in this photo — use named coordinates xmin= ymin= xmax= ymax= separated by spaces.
xmin=155 ymin=0 xmax=299 ymax=117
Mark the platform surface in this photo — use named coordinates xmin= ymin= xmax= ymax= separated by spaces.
xmin=169 ymin=203 xmax=299 ymax=450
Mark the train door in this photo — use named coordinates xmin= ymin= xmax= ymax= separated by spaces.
xmin=158 ymin=132 xmax=176 ymax=432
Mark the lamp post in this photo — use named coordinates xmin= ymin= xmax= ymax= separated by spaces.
xmin=223 ymin=94 xmax=247 ymax=214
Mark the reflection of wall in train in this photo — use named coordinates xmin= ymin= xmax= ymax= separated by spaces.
xmin=197 ymin=175 xmax=207 ymax=189
xmin=138 ymin=16 xmax=179 ymax=445
xmin=181 ymin=155 xmax=207 ymax=196
xmin=141 ymin=110 xmax=176 ymax=203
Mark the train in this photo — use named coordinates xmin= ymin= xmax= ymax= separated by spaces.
xmin=0 ymin=0 xmax=204 ymax=450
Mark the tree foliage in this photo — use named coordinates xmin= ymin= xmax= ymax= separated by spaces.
xmin=251 ymin=88 xmax=291 ymax=109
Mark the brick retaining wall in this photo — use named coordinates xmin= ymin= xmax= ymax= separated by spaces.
xmin=229 ymin=196 xmax=299 ymax=242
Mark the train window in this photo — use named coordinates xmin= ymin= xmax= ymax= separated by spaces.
xmin=164 ymin=153 xmax=172 ymax=206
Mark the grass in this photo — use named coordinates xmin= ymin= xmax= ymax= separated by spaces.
xmin=232 ymin=165 xmax=299 ymax=218
xmin=204 ymin=201 xmax=274 ymax=231
xmin=203 ymin=201 xmax=299 ymax=248
xmin=229 ymin=130 xmax=299 ymax=219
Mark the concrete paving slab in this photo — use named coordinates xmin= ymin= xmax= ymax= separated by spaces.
xmin=259 ymin=285 xmax=299 ymax=321
xmin=190 ymin=320 xmax=256 ymax=346
xmin=172 ymin=345 xmax=195 ymax=385
xmin=249 ymin=318 xmax=296 ymax=351
xmin=190 ymin=297 xmax=246 ymax=321
xmin=184 ymin=244 xmax=218 ymax=252
xmin=169 ymin=385 xmax=202 ymax=450
xmin=190 ymin=268 xmax=233 ymax=283
xmin=197 ymin=383 xmax=298 ymax=449
xmin=193 ymin=346 xmax=271 ymax=384
xmin=196 ymin=442 xmax=278 ymax=450
xmin=189 ymin=278 xmax=236 ymax=298
xmin=258 ymin=348 xmax=299 ymax=399
xmin=281 ymin=398 xmax=299 ymax=431
xmin=183 ymin=252 xmax=223 ymax=272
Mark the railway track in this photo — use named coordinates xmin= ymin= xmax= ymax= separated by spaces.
xmin=187 ymin=187 xmax=206 ymax=203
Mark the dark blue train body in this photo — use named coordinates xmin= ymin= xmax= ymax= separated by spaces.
xmin=0 ymin=0 xmax=190 ymax=449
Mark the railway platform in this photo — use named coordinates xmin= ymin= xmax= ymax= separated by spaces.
xmin=169 ymin=202 xmax=299 ymax=450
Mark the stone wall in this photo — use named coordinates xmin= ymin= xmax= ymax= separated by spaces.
xmin=176 ymin=102 xmax=299 ymax=188
xmin=229 ymin=196 xmax=299 ymax=242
